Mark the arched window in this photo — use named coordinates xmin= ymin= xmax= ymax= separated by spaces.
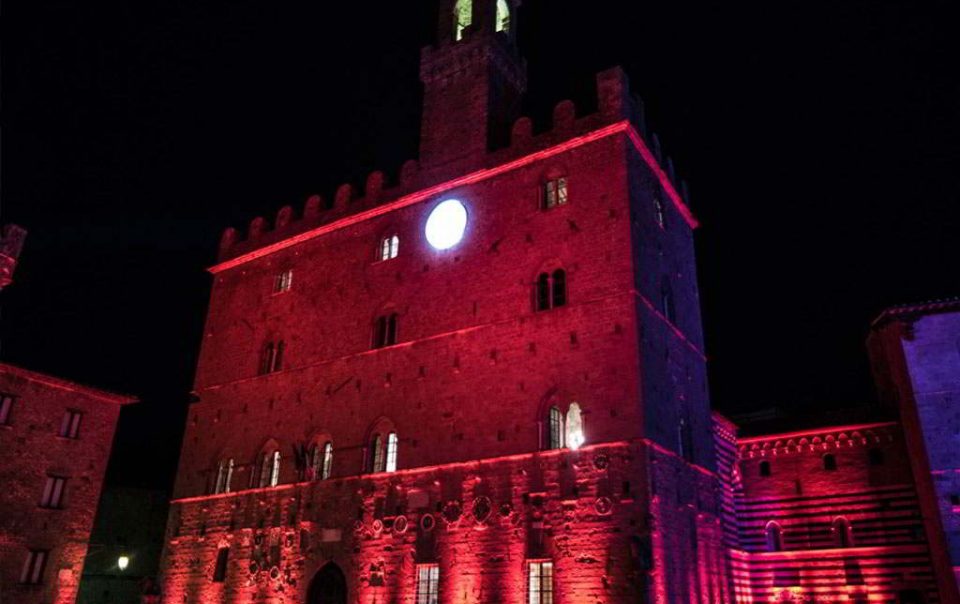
xmin=548 ymin=406 xmax=564 ymax=449
xmin=371 ymin=434 xmax=384 ymax=473
xmin=379 ymin=234 xmax=399 ymax=261
xmin=259 ymin=340 xmax=284 ymax=374
xmin=535 ymin=270 xmax=567 ymax=311
xmin=385 ymin=432 xmax=398 ymax=472
xmin=496 ymin=0 xmax=511 ymax=33
xmin=256 ymin=449 xmax=280 ymax=488
xmin=765 ymin=521 xmax=784 ymax=552
xmin=565 ymin=403 xmax=585 ymax=450
xmin=214 ymin=458 xmax=234 ymax=494
xmin=536 ymin=273 xmax=551 ymax=311
xmin=453 ymin=0 xmax=472 ymax=41
xmin=759 ymin=460 xmax=771 ymax=477
xmin=661 ymin=278 xmax=676 ymax=324
xmin=321 ymin=442 xmax=333 ymax=480
xmin=823 ymin=453 xmax=837 ymax=471
xmin=551 ymin=269 xmax=566 ymax=308
xmin=373 ymin=313 xmax=398 ymax=348
xmin=833 ymin=517 xmax=853 ymax=548
xmin=309 ymin=442 xmax=333 ymax=481
xmin=368 ymin=432 xmax=398 ymax=473
xmin=541 ymin=177 xmax=567 ymax=209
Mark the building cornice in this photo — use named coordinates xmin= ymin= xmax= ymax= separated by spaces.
xmin=0 ymin=362 xmax=137 ymax=405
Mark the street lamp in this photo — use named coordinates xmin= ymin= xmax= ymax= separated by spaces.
xmin=117 ymin=555 xmax=130 ymax=571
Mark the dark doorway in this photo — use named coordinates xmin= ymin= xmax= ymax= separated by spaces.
xmin=307 ymin=562 xmax=347 ymax=604
xmin=897 ymin=589 xmax=926 ymax=604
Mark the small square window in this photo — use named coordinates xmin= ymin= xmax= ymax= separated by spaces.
xmin=379 ymin=235 xmax=399 ymax=261
xmin=59 ymin=410 xmax=83 ymax=439
xmin=542 ymin=178 xmax=568 ymax=209
xmin=0 ymin=393 xmax=14 ymax=425
xmin=39 ymin=475 xmax=67 ymax=509
xmin=273 ymin=270 xmax=293 ymax=293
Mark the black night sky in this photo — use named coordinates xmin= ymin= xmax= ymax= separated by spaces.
xmin=2 ymin=1 xmax=958 ymax=489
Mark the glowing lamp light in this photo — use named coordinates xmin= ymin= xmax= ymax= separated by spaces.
xmin=425 ymin=199 xmax=467 ymax=250
xmin=117 ymin=555 xmax=130 ymax=571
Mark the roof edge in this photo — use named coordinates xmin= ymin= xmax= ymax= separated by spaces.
xmin=0 ymin=362 xmax=137 ymax=405
xmin=870 ymin=297 xmax=960 ymax=328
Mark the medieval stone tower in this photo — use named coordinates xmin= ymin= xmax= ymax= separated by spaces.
xmin=160 ymin=1 xmax=728 ymax=602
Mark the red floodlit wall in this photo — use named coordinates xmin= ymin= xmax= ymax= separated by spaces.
xmin=725 ymin=421 xmax=941 ymax=603
xmin=0 ymin=363 xmax=133 ymax=604
xmin=162 ymin=441 xmax=727 ymax=604
xmin=161 ymin=2 xmax=720 ymax=602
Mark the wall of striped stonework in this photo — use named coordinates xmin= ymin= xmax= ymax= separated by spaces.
xmin=729 ymin=422 xmax=939 ymax=603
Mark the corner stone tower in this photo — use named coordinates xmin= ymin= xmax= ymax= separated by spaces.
xmin=160 ymin=2 xmax=728 ymax=603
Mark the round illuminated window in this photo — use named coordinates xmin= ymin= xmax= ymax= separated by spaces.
xmin=425 ymin=199 xmax=467 ymax=250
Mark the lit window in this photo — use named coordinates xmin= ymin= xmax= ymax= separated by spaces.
xmin=20 ymin=550 xmax=48 ymax=585
xmin=542 ymin=178 xmax=568 ymax=209
xmin=0 ymin=393 xmax=14 ymax=425
xmin=373 ymin=314 xmax=398 ymax=349
xmin=565 ymin=403 xmax=585 ymax=450
xmin=833 ymin=517 xmax=853 ymax=548
xmin=548 ymin=407 xmax=564 ymax=450
xmin=535 ymin=270 xmax=567 ymax=311
xmin=259 ymin=340 xmax=285 ymax=374
xmin=321 ymin=442 xmax=333 ymax=480
xmin=527 ymin=560 xmax=554 ymax=604
xmin=823 ymin=453 xmax=837 ymax=471
xmin=59 ymin=409 xmax=83 ymax=439
xmin=379 ymin=235 xmax=400 ymax=261
xmin=258 ymin=450 xmax=281 ymax=488
xmin=310 ymin=442 xmax=333 ymax=481
xmin=213 ymin=547 xmax=229 ymax=582
xmin=765 ymin=522 xmax=784 ymax=552
xmin=416 ymin=564 xmax=440 ymax=604
xmin=453 ymin=0 xmax=472 ymax=41
xmin=385 ymin=432 xmax=398 ymax=472
xmin=496 ymin=0 xmax=510 ymax=33
xmin=273 ymin=270 xmax=293 ymax=293
xmin=39 ymin=475 xmax=66 ymax=509
xmin=214 ymin=458 xmax=234 ymax=494
xmin=371 ymin=434 xmax=384 ymax=473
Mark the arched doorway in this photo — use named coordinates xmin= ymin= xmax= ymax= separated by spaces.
xmin=307 ymin=562 xmax=347 ymax=604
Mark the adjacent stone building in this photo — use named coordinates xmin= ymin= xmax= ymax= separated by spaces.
xmin=869 ymin=300 xmax=960 ymax=602
xmin=0 ymin=363 xmax=135 ymax=604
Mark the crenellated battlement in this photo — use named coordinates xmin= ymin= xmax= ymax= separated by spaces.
xmin=216 ymin=66 xmax=693 ymax=266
